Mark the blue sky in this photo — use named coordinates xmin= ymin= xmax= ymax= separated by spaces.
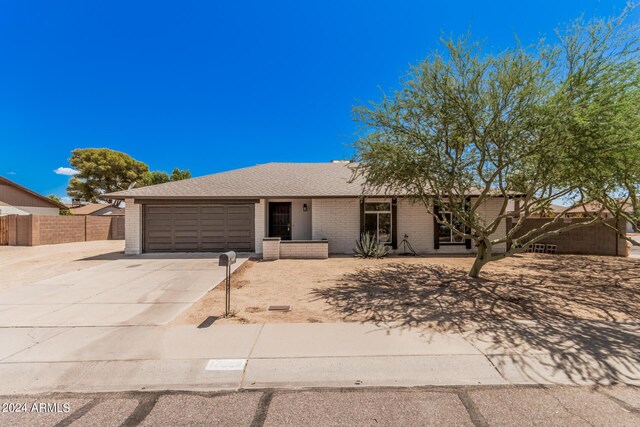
xmin=0 ymin=0 xmax=633 ymax=200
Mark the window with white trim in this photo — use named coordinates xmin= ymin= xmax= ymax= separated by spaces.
xmin=438 ymin=211 xmax=465 ymax=244
xmin=364 ymin=202 xmax=392 ymax=243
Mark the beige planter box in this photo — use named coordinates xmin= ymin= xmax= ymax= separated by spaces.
xmin=262 ymin=238 xmax=329 ymax=260
xmin=263 ymin=237 xmax=281 ymax=260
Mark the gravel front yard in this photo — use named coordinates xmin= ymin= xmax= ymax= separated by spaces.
xmin=172 ymin=253 xmax=640 ymax=328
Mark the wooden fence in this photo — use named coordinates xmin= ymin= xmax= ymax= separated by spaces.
xmin=0 ymin=216 xmax=8 ymax=245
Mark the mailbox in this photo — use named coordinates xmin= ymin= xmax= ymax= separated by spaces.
xmin=218 ymin=251 xmax=237 ymax=267
xmin=218 ymin=251 xmax=237 ymax=317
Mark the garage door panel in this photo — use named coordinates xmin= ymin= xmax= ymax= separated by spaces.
xmin=174 ymin=233 xmax=200 ymax=241
xmin=227 ymin=218 xmax=252 ymax=225
xmin=146 ymin=206 xmax=172 ymax=214
xmin=173 ymin=221 xmax=200 ymax=230
xmin=227 ymin=205 xmax=252 ymax=214
xmin=144 ymin=204 xmax=254 ymax=252
xmin=228 ymin=230 xmax=252 ymax=237
xmin=174 ymin=206 xmax=200 ymax=214
xmin=146 ymin=218 xmax=172 ymax=225
xmin=146 ymin=242 xmax=173 ymax=251
xmin=200 ymin=206 xmax=226 ymax=214
xmin=147 ymin=231 xmax=172 ymax=239
xmin=199 ymin=235 xmax=225 ymax=241
xmin=173 ymin=244 xmax=199 ymax=251
xmin=200 ymin=219 xmax=225 ymax=227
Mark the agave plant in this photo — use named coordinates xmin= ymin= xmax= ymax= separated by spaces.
xmin=353 ymin=232 xmax=389 ymax=258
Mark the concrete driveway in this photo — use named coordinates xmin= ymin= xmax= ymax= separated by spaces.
xmin=0 ymin=249 xmax=248 ymax=327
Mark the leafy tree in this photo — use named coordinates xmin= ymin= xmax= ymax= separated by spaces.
xmin=47 ymin=194 xmax=63 ymax=204
xmin=47 ymin=194 xmax=72 ymax=215
xmin=141 ymin=170 xmax=171 ymax=186
xmin=141 ymin=168 xmax=192 ymax=186
xmin=67 ymin=148 xmax=149 ymax=207
xmin=66 ymin=148 xmax=192 ymax=207
xmin=170 ymin=168 xmax=191 ymax=181
xmin=354 ymin=9 xmax=640 ymax=277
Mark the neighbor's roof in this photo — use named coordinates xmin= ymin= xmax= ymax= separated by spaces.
xmin=103 ymin=162 xmax=517 ymax=200
xmin=0 ymin=176 xmax=66 ymax=209
xmin=562 ymin=200 xmax=635 ymax=214
xmin=65 ymin=203 xmax=124 ymax=215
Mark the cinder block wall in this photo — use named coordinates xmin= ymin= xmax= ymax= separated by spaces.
xmin=111 ymin=216 xmax=125 ymax=239
xmin=86 ymin=216 xmax=113 ymax=241
xmin=35 ymin=215 xmax=85 ymax=245
xmin=509 ymin=218 xmax=627 ymax=256
xmin=3 ymin=213 xmax=124 ymax=246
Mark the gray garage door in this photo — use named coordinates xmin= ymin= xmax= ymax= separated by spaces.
xmin=143 ymin=204 xmax=255 ymax=252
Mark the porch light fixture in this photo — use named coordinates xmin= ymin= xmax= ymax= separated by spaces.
xmin=303 ymin=204 xmax=308 ymax=212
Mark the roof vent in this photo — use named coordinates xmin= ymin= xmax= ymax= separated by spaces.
xmin=331 ymin=160 xmax=351 ymax=164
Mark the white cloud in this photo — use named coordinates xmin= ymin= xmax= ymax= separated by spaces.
xmin=54 ymin=167 xmax=79 ymax=176
xmin=6 ymin=171 xmax=16 ymax=175
xmin=60 ymin=196 xmax=72 ymax=204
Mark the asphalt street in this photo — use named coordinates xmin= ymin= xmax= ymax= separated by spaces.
xmin=1 ymin=385 xmax=638 ymax=427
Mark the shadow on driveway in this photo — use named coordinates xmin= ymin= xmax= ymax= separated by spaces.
xmin=312 ymin=255 xmax=640 ymax=385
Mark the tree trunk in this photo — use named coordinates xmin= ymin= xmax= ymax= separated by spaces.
xmin=469 ymin=239 xmax=490 ymax=278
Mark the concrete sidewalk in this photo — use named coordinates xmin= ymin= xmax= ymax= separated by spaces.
xmin=1 ymin=322 xmax=638 ymax=394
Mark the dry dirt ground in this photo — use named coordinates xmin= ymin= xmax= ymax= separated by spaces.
xmin=172 ymin=253 xmax=640 ymax=329
xmin=0 ymin=240 xmax=124 ymax=291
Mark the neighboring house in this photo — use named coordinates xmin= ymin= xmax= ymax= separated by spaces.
xmin=551 ymin=202 xmax=635 ymax=233
xmin=105 ymin=161 xmax=512 ymax=256
xmin=0 ymin=176 xmax=64 ymax=216
xmin=64 ymin=203 xmax=124 ymax=216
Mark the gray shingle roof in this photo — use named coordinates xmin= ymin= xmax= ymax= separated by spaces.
xmin=104 ymin=162 xmax=367 ymax=199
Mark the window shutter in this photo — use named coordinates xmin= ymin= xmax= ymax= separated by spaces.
xmin=433 ymin=201 xmax=440 ymax=250
xmin=391 ymin=198 xmax=398 ymax=249
xmin=360 ymin=198 xmax=365 ymax=235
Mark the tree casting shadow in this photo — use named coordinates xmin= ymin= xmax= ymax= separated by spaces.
xmin=312 ymin=256 xmax=640 ymax=385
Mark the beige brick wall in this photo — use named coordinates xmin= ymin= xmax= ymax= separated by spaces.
xmin=262 ymin=237 xmax=280 ymax=260
xmin=397 ymin=198 xmax=434 ymax=253
xmin=254 ymin=199 xmax=265 ymax=254
xmin=312 ymin=198 xmax=360 ymax=254
xmin=310 ymin=196 xmax=508 ymax=255
xmin=125 ymin=198 xmax=142 ymax=255
xmin=392 ymin=196 xmax=509 ymax=255
xmin=280 ymin=241 xmax=328 ymax=259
